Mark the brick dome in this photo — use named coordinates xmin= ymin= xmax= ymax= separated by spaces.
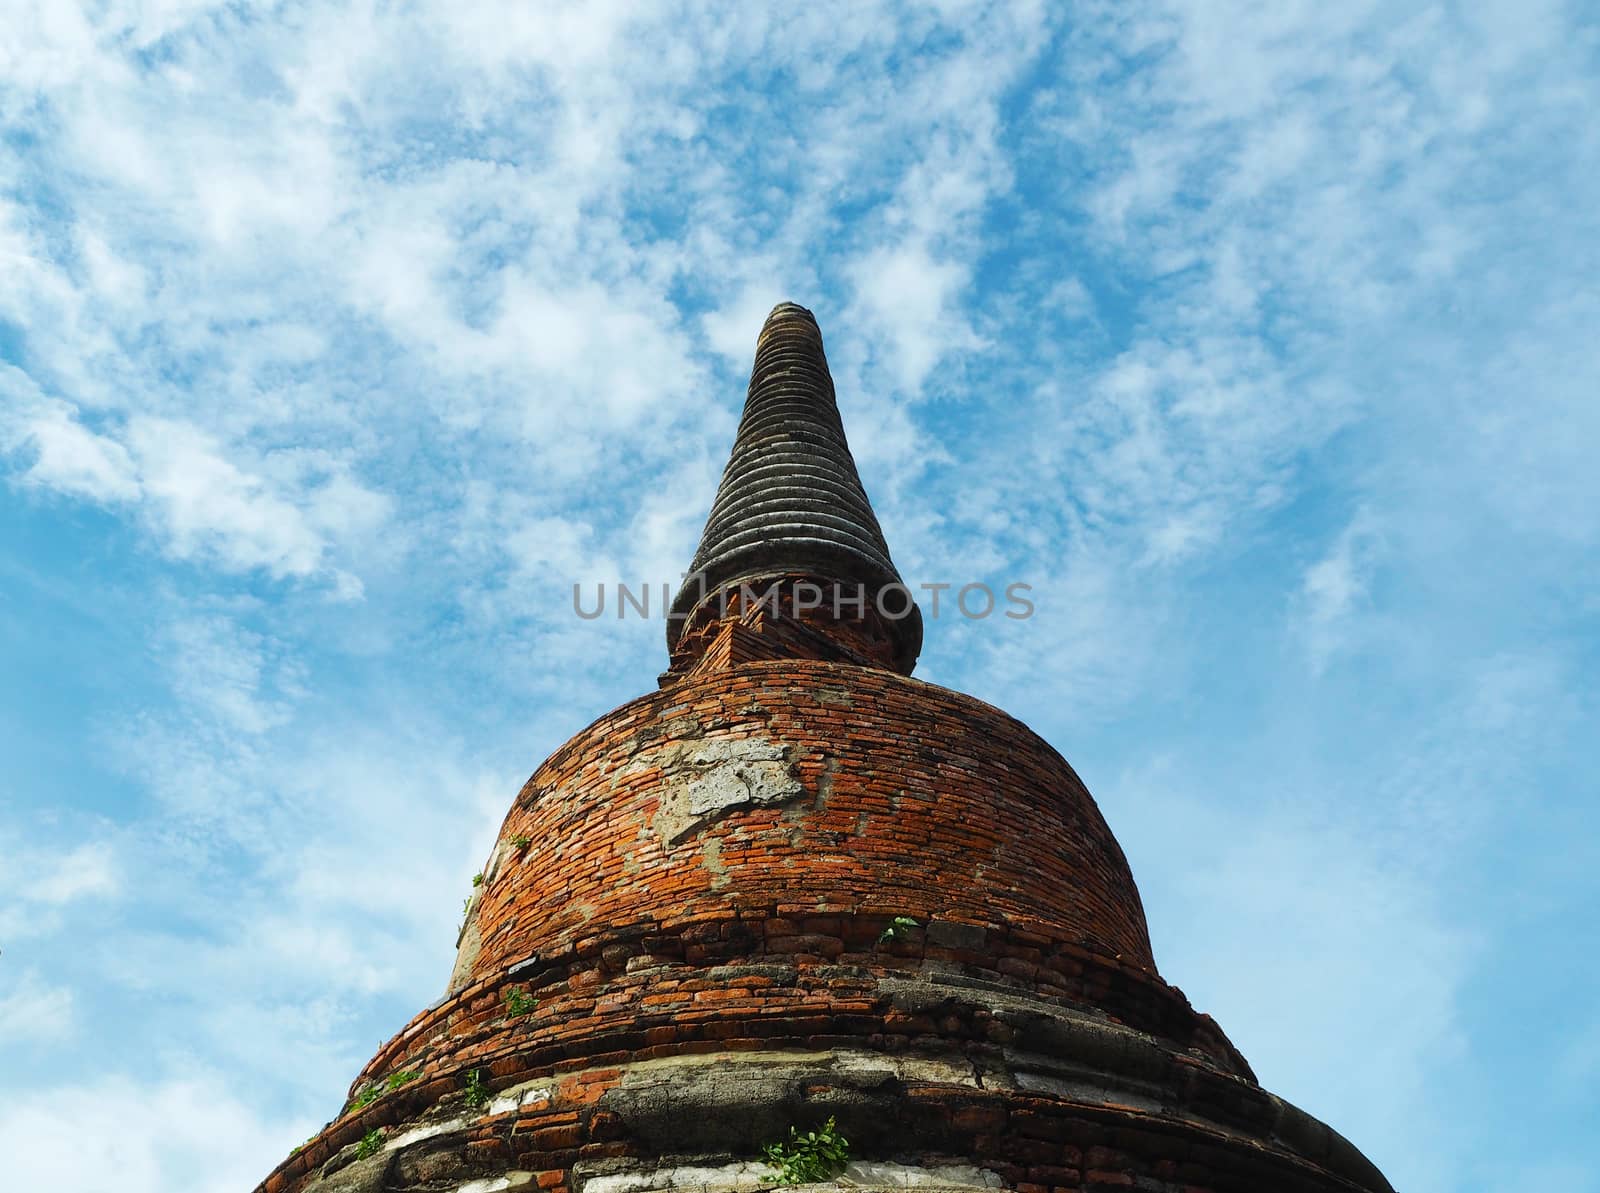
xmin=449 ymin=663 xmax=1155 ymax=992
xmin=255 ymin=305 xmax=1393 ymax=1193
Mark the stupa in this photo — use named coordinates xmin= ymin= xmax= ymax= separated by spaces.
xmin=255 ymin=303 xmax=1392 ymax=1193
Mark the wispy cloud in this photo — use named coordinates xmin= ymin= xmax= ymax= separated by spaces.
xmin=0 ymin=969 xmax=76 ymax=1045
xmin=0 ymin=1072 xmax=306 ymax=1193
xmin=1295 ymin=510 xmax=1385 ymax=673
xmin=0 ymin=838 xmax=120 ymax=939
xmin=1 ymin=1 xmax=1595 ymax=1189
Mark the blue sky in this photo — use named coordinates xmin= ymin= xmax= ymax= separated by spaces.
xmin=1 ymin=2 xmax=1596 ymax=1190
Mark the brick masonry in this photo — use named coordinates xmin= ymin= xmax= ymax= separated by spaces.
xmin=254 ymin=658 xmax=1391 ymax=1193
xmin=463 ymin=660 xmax=1155 ymax=986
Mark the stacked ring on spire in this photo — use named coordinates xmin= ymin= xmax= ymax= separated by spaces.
xmin=668 ymin=302 xmax=921 ymax=671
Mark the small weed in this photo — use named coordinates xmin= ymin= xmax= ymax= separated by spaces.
xmin=463 ymin=1067 xmax=490 ymax=1109
xmin=472 ymin=871 xmax=485 ymax=887
xmin=510 ymin=834 xmax=532 ymax=850
xmin=351 ymin=1085 xmax=381 ymax=1110
xmin=876 ymin=915 xmax=920 ymax=945
xmin=385 ymin=1069 xmax=420 ymax=1091
xmin=503 ymin=985 xmax=538 ymax=1017
xmin=354 ymin=1128 xmax=384 ymax=1159
xmin=461 ymin=895 xmax=472 ymax=915
xmin=762 ymin=1115 xmax=850 ymax=1185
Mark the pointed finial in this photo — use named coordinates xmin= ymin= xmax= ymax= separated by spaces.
xmin=668 ymin=303 xmax=921 ymax=673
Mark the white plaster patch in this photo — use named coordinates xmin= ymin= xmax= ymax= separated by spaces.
xmin=489 ymin=1082 xmax=553 ymax=1116
xmin=634 ymin=736 xmax=805 ymax=844
xmin=581 ymin=1162 xmax=773 ymax=1193
xmin=616 ymin=1048 xmax=834 ymax=1079
xmin=605 ymin=1047 xmax=978 ymax=1090
xmin=454 ymin=1175 xmax=536 ymax=1193
xmin=830 ymin=1052 xmax=980 ymax=1088
xmin=842 ymin=1162 xmax=1005 ymax=1188
xmin=579 ymin=1161 xmax=1004 ymax=1193
xmin=386 ymin=1115 xmax=469 ymax=1151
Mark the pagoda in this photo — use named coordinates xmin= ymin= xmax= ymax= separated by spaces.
xmin=255 ymin=304 xmax=1392 ymax=1193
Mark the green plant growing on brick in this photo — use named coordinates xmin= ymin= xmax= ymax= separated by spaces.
xmin=463 ymin=1067 xmax=490 ymax=1109
xmin=385 ymin=1069 xmax=420 ymax=1091
xmin=762 ymin=1116 xmax=849 ymax=1184
xmin=510 ymin=834 xmax=532 ymax=850
xmin=461 ymin=895 xmax=472 ymax=915
xmin=876 ymin=915 xmax=920 ymax=945
xmin=472 ymin=871 xmax=485 ymax=887
xmin=354 ymin=1128 xmax=384 ymax=1159
xmin=503 ymin=985 xmax=538 ymax=1017
xmin=351 ymin=1084 xmax=381 ymax=1110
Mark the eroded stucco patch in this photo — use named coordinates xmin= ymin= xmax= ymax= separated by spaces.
xmin=638 ymin=736 xmax=806 ymax=845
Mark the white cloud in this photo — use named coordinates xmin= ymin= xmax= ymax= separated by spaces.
xmin=0 ymin=970 xmax=76 ymax=1045
xmin=0 ymin=838 xmax=120 ymax=944
xmin=943 ymin=540 xmax=1157 ymax=724
xmin=0 ymin=5 xmax=1595 ymax=1193
xmin=702 ymin=287 xmax=796 ymax=365
xmin=36 ymin=843 xmax=120 ymax=905
xmin=0 ymin=840 xmax=120 ymax=910
xmin=125 ymin=416 xmax=334 ymax=578
xmin=164 ymin=616 xmax=297 ymax=736
xmin=5 ymin=344 xmax=392 ymax=591
xmin=1041 ymin=276 xmax=1096 ymax=323
xmin=16 ymin=403 xmax=140 ymax=501
xmin=76 ymin=223 xmax=150 ymax=308
xmin=0 ymin=1072 xmax=308 ymax=1193
xmin=848 ymin=241 xmax=980 ymax=393
xmin=1296 ymin=511 xmax=1385 ymax=673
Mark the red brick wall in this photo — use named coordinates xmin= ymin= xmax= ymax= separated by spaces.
xmin=466 ymin=660 xmax=1155 ymax=985
xmin=254 ymin=657 xmax=1392 ymax=1193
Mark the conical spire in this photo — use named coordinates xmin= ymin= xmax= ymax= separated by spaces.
xmin=668 ymin=302 xmax=921 ymax=671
